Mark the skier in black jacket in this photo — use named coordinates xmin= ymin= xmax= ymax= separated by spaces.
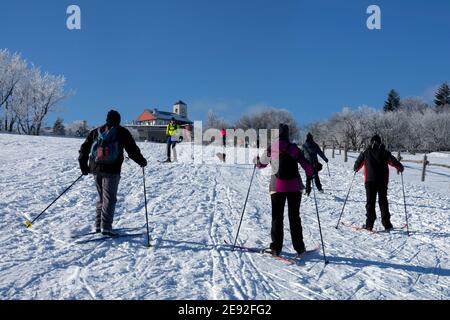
xmin=354 ymin=134 xmax=404 ymax=231
xmin=79 ymin=110 xmax=147 ymax=236
xmin=301 ymin=133 xmax=329 ymax=196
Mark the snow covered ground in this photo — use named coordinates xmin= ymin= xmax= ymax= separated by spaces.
xmin=0 ymin=133 xmax=449 ymax=300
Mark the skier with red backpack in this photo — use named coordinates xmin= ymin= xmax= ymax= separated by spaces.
xmin=218 ymin=128 xmax=227 ymax=162
xmin=255 ymin=124 xmax=314 ymax=256
xmin=78 ymin=110 xmax=147 ymax=236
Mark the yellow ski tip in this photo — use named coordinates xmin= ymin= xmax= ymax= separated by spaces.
xmin=24 ymin=221 xmax=33 ymax=229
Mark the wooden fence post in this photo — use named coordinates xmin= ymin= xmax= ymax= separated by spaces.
xmin=421 ymin=155 xmax=428 ymax=182
xmin=344 ymin=144 xmax=348 ymax=163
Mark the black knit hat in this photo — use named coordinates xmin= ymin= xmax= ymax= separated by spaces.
xmin=106 ymin=110 xmax=121 ymax=127
xmin=306 ymin=133 xmax=313 ymax=141
xmin=371 ymin=134 xmax=382 ymax=144
xmin=279 ymin=123 xmax=290 ymax=141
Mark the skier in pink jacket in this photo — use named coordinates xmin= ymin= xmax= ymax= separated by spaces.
xmin=256 ymin=124 xmax=314 ymax=256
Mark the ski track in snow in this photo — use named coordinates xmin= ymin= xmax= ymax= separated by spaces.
xmin=0 ymin=134 xmax=449 ymax=300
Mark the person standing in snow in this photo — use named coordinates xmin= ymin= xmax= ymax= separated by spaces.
xmin=354 ymin=134 xmax=404 ymax=231
xmin=164 ymin=117 xmax=181 ymax=163
xmin=219 ymin=128 xmax=227 ymax=162
xmin=78 ymin=110 xmax=147 ymax=236
xmin=301 ymin=133 xmax=329 ymax=196
xmin=255 ymin=124 xmax=314 ymax=257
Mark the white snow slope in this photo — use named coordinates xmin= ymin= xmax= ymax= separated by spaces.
xmin=0 ymin=133 xmax=449 ymax=300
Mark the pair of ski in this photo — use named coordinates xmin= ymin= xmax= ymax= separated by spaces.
xmin=341 ymin=222 xmax=408 ymax=235
xmin=224 ymin=240 xmax=319 ymax=265
xmin=72 ymin=227 xmax=144 ymax=244
xmin=157 ymin=159 xmax=179 ymax=164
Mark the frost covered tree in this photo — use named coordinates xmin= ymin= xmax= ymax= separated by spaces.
xmin=0 ymin=50 xmax=26 ymax=112
xmin=235 ymin=108 xmax=300 ymax=141
xmin=384 ymin=89 xmax=401 ymax=112
xmin=75 ymin=120 xmax=90 ymax=138
xmin=0 ymin=49 xmax=69 ymax=135
xmin=305 ymin=106 xmax=450 ymax=152
xmin=305 ymin=121 xmax=328 ymax=145
xmin=205 ymin=110 xmax=229 ymax=130
xmin=13 ymin=68 xmax=68 ymax=135
xmin=0 ymin=50 xmax=27 ymax=131
xmin=66 ymin=120 xmax=90 ymax=137
xmin=400 ymin=97 xmax=430 ymax=114
xmin=420 ymin=109 xmax=450 ymax=151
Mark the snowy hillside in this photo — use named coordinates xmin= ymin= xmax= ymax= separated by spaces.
xmin=0 ymin=133 xmax=449 ymax=300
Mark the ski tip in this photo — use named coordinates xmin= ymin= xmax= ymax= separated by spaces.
xmin=24 ymin=220 xmax=33 ymax=229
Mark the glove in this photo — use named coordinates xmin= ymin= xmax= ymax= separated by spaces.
xmin=325 ymin=159 xmax=329 ymax=164
xmin=139 ymin=159 xmax=148 ymax=168
xmin=80 ymin=163 xmax=90 ymax=176
xmin=398 ymin=166 xmax=404 ymax=173
xmin=253 ymin=156 xmax=260 ymax=165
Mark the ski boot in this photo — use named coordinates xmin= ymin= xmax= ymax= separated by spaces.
xmin=262 ymin=248 xmax=281 ymax=257
xmin=102 ymin=230 xmax=119 ymax=237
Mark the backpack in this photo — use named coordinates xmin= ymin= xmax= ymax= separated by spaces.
xmin=315 ymin=162 xmax=323 ymax=172
xmin=275 ymin=143 xmax=300 ymax=180
xmin=303 ymin=142 xmax=322 ymax=172
xmin=90 ymin=127 xmax=120 ymax=165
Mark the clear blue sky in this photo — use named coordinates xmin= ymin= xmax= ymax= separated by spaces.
xmin=1 ymin=0 xmax=449 ymax=127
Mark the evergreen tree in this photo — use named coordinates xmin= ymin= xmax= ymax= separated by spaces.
xmin=53 ymin=117 xmax=66 ymax=136
xmin=434 ymin=82 xmax=450 ymax=111
xmin=384 ymin=89 xmax=401 ymax=112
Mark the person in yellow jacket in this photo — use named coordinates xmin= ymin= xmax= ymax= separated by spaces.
xmin=164 ymin=117 xmax=181 ymax=162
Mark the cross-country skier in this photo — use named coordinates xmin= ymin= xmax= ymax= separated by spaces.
xmin=78 ymin=110 xmax=147 ymax=236
xmin=219 ymin=128 xmax=227 ymax=162
xmin=354 ymin=134 xmax=404 ymax=231
xmin=301 ymin=133 xmax=329 ymax=196
xmin=164 ymin=117 xmax=181 ymax=163
xmin=255 ymin=124 xmax=314 ymax=257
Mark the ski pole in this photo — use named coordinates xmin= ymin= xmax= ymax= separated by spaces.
xmin=327 ymin=163 xmax=331 ymax=179
xmin=142 ymin=167 xmax=152 ymax=248
xmin=335 ymin=172 xmax=357 ymax=229
xmin=401 ymin=172 xmax=410 ymax=237
xmin=24 ymin=174 xmax=84 ymax=228
xmin=232 ymin=163 xmax=257 ymax=251
xmin=312 ymin=183 xmax=329 ymax=265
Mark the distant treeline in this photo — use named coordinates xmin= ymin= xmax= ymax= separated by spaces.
xmin=307 ymin=88 xmax=450 ymax=152
xmin=206 ymin=86 xmax=450 ymax=152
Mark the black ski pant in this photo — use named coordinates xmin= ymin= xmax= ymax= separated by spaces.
xmin=95 ymin=173 xmax=121 ymax=232
xmin=222 ymin=136 xmax=226 ymax=162
xmin=306 ymin=169 xmax=322 ymax=193
xmin=270 ymin=192 xmax=305 ymax=254
xmin=365 ymin=182 xmax=392 ymax=228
